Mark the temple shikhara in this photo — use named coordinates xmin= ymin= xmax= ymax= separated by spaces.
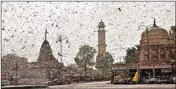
xmin=30 ymin=29 xmax=64 ymax=84
xmin=1 ymin=29 xmax=64 ymax=85
xmin=22 ymin=29 xmax=64 ymax=85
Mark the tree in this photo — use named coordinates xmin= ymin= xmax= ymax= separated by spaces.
xmin=74 ymin=45 xmax=96 ymax=79
xmin=171 ymin=26 xmax=176 ymax=39
xmin=96 ymin=52 xmax=114 ymax=78
xmin=2 ymin=54 xmax=28 ymax=74
xmin=1 ymin=54 xmax=28 ymax=85
xmin=124 ymin=47 xmax=138 ymax=63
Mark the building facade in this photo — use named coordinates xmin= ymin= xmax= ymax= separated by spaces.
xmin=111 ymin=19 xmax=175 ymax=81
xmin=138 ymin=19 xmax=175 ymax=78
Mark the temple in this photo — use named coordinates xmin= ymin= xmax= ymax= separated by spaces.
xmin=111 ymin=19 xmax=176 ymax=80
xmin=138 ymin=18 xmax=175 ymax=78
xmin=19 ymin=29 xmax=63 ymax=85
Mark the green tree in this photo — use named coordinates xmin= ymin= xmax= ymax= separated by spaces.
xmin=96 ymin=52 xmax=114 ymax=79
xmin=171 ymin=26 xmax=176 ymax=38
xmin=74 ymin=45 xmax=96 ymax=79
xmin=1 ymin=54 xmax=28 ymax=85
xmin=124 ymin=47 xmax=138 ymax=63
xmin=1 ymin=54 xmax=28 ymax=74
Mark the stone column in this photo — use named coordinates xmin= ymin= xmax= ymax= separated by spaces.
xmin=152 ymin=47 xmax=156 ymax=78
xmin=158 ymin=47 xmax=161 ymax=63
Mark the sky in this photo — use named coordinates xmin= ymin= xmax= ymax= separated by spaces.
xmin=1 ymin=2 xmax=175 ymax=66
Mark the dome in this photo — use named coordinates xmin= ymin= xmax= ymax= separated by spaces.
xmin=141 ymin=27 xmax=168 ymax=39
xmin=141 ymin=19 xmax=169 ymax=45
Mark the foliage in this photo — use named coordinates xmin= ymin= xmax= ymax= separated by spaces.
xmin=96 ymin=52 xmax=114 ymax=77
xmin=171 ymin=26 xmax=176 ymax=40
xmin=124 ymin=47 xmax=138 ymax=63
xmin=96 ymin=52 xmax=114 ymax=69
xmin=1 ymin=54 xmax=28 ymax=76
xmin=74 ymin=45 xmax=97 ymax=68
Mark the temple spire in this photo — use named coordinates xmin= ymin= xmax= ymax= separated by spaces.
xmin=45 ymin=29 xmax=48 ymax=40
xmin=153 ymin=18 xmax=157 ymax=27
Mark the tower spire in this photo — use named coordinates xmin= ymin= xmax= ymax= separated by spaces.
xmin=98 ymin=19 xmax=105 ymax=29
xmin=153 ymin=18 xmax=157 ymax=27
xmin=45 ymin=29 xmax=48 ymax=40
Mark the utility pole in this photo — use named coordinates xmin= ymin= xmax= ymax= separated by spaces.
xmin=174 ymin=25 xmax=176 ymax=74
xmin=84 ymin=58 xmax=87 ymax=81
xmin=146 ymin=25 xmax=150 ymax=77
xmin=174 ymin=2 xmax=176 ymax=77
xmin=58 ymin=35 xmax=63 ymax=63
xmin=57 ymin=35 xmax=69 ymax=63
xmin=174 ymin=25 xmax=176 ymax=77
xmin=57 ymin=34 xmax=69 ymax=83
xmin=15 ymin=63 xmax=18 ymax=85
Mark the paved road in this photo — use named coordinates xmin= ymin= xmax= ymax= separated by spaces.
xmin=49 ymin=81 xmax=176 ymax=89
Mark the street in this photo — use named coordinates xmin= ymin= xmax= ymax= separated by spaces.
xmin=49 ymin=81 xmax=176 ymax=89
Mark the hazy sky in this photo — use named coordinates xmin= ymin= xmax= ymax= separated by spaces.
xmin=2 ymin=2 xmax=175 ymax=66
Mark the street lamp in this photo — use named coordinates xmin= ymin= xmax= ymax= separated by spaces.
xmin=56 ymin=34 xmax=70 ymax=83
xmin=15 ymin=62 xmax=18 ymax=85
xmin=56 ymin=34 xmax=70 ymax=63
xmin=138 ymin=24 xmax=153 ymax=79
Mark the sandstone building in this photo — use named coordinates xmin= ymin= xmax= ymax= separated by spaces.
xmin=111 ymin=19 xmax=175 ymax=79
xmin=138 ymin=19 xmax=176 ymax=78
xmin=97 ymin=20 xmax=107 ymax=57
